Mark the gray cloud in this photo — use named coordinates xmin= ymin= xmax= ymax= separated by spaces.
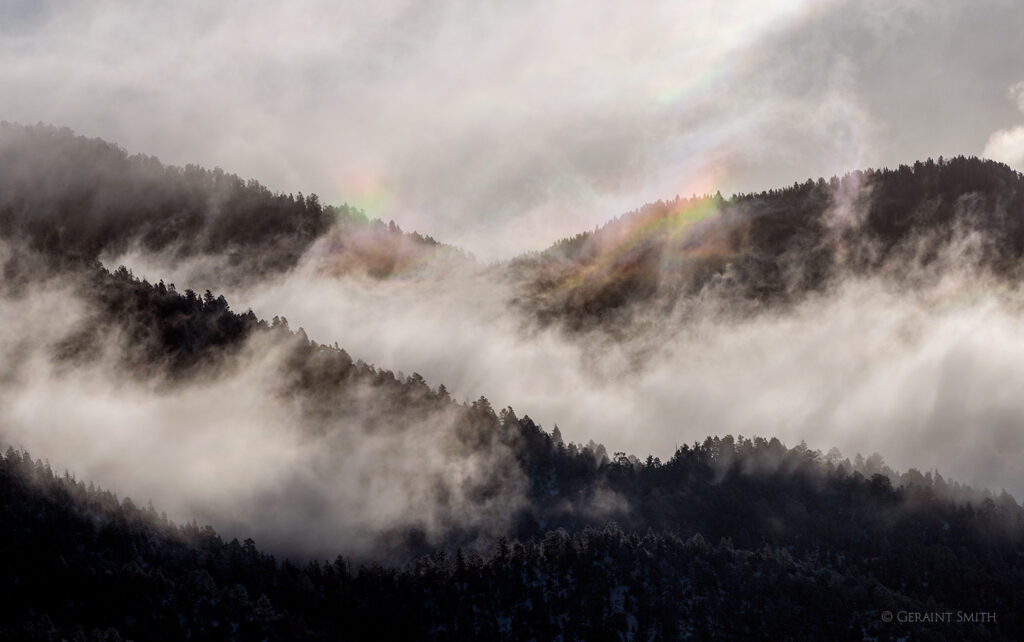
xmin=2 ymin=1 xmax=1021 ymax=257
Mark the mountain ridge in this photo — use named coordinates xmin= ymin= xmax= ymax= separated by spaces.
xmin=3 ymin=123 xmax=1024 ymax=639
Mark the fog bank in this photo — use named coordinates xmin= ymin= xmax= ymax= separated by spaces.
xmin=114 ymin=241 xmax=1024 ymax=500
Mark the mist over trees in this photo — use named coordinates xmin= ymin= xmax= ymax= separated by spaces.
xmin=4 ymin=432 xmax=1023 ymax=639
xmin=0 ymin=123 xmax=462 ymax=284
xmin=3 ymin=126 xmax=1024 ymax=639
xmin=3 ymin=256 xmax=1022 ymax=639
xmin=0 ymin=123 xmax=328 ymax=273
xmin=508 ymin=156 xmax=1024 ymax=332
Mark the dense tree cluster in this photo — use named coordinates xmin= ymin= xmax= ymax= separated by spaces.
xmin=0 ymin=123 xmax=331 ymax=276
xmin=509 ymin=157 xmax=1024 ymax=331
xmin=3 ymin=435 xmax=1022 ymax=640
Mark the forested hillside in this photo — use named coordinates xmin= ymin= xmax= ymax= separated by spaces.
xmin=5 ymin=424 xmax=1022 ymax=640
xmin=3 ymin=261 xmax=1022 ymax=639
xmin=507 ymin=157 xmax=1024 ymax=331
xmin=7 ymin=124 xmax=1024 ymax=324
xmin=3 ymin=127 xmax=1024 ymax=639
xmin=0 ymin=123 xmax=462 ymax=282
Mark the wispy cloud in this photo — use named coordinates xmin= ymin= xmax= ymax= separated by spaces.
xmin=2 ymin=1 xmax=1020 ymax=257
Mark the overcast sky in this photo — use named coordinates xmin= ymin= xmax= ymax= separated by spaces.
xmin=1 ymin=0 xmax=1023 ymax=257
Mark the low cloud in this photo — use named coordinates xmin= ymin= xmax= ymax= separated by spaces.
xmin=984 ymin=126 xmax=1024 ymax=171
xmin=112 ymin=221 xmax=1024 ymax=502
xmin=983 ymin=81 xmax=1024 ymax=170
xmin=0 ymin=259 xmax=527 ymax=561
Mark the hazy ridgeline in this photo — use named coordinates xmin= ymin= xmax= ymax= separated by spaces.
xmin=3 ymin=124 xmax=1024 ymax=637
xmin=111 ymin=144 xmax=1024 ymax=501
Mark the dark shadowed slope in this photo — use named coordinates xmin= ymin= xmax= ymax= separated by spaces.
xmin=4 ymin=432 xmax=1023 ymax=640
